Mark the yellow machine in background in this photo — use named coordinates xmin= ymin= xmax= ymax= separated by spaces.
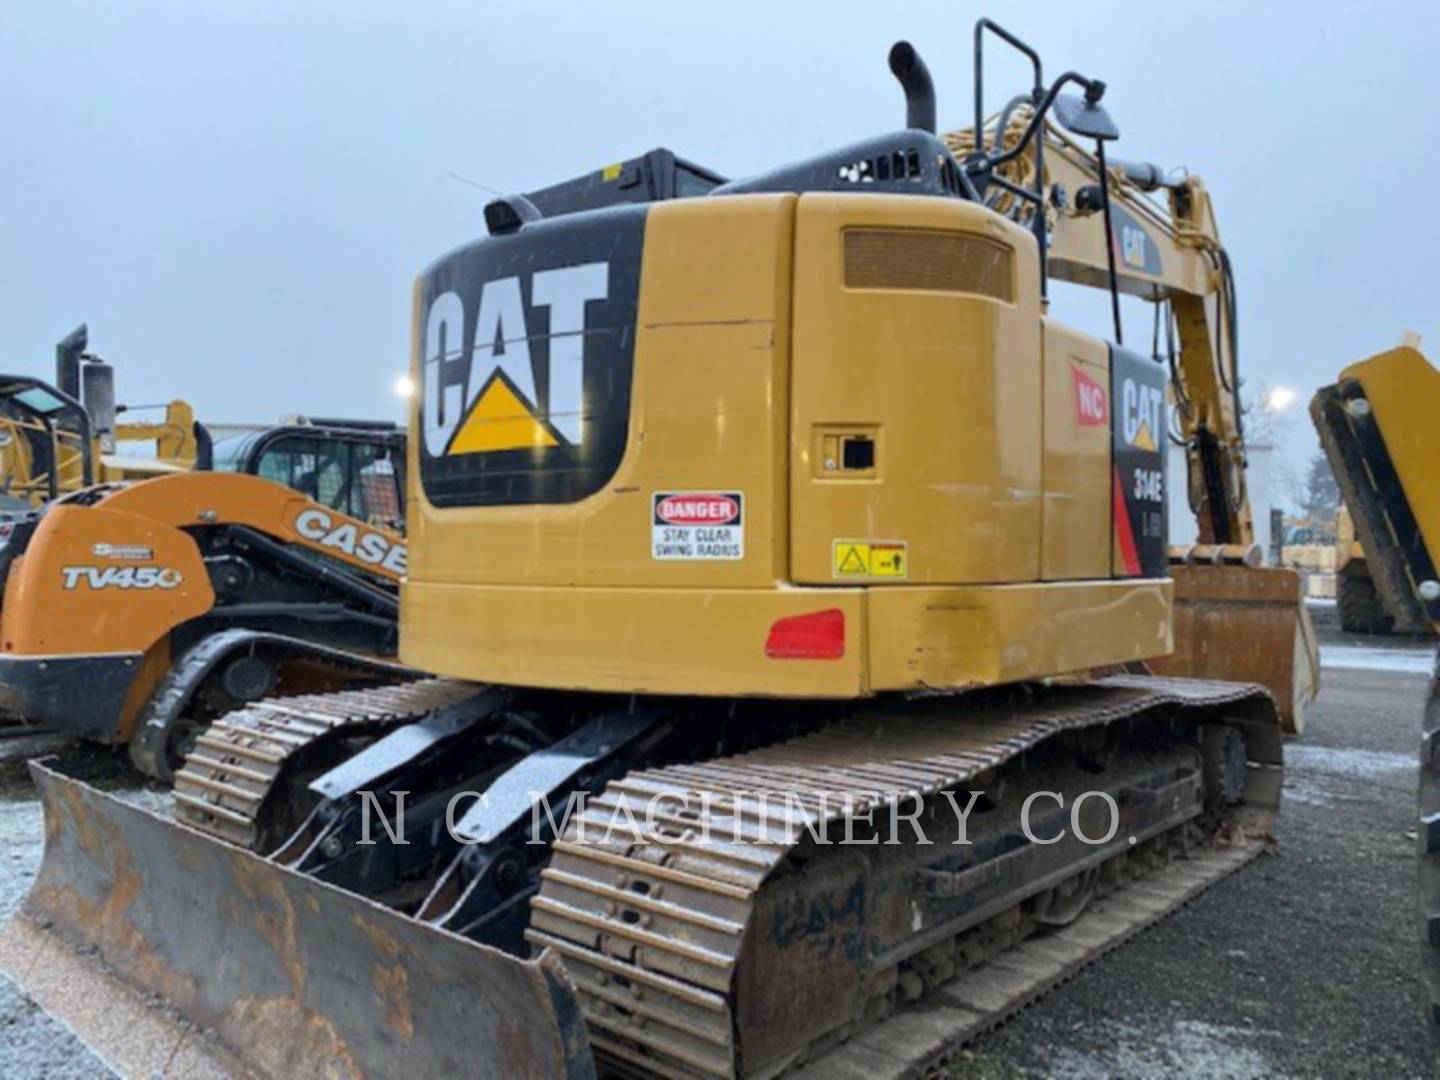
xmin=0 ymin=325 xmax=203 ymax=508
xmin=0 ymin=329 xmax=412 ymax=777
xmin=1334 ymin=503 xmax=1432 ymax=635
xmin=2 ymin=21 xmax=1311 ymax=1078
xmin=1311 ymin=345 xmax=1440 ymax=1022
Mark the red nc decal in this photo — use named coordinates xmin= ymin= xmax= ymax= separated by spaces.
xmin=1071 ymin=365 xmax=1108 ymax=427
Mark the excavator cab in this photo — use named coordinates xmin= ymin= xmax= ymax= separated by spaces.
xmin=0 ymin=325 xmax=212 ymax=512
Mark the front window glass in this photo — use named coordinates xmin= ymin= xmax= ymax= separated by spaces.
xmin=256 ymin=436 xmax=352 ymax=512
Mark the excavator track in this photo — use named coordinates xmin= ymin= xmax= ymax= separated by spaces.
xmin=173 ymin=676 xmax=476 ymax=848
xmin=528 ymin=675 xmax=1281 ymax=1079
xmin=3 ymin=675 xmax=1280 ymax=1080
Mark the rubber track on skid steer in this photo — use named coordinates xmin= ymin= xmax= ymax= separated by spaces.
xmin=527 ymin=675 xmax=1281 ymax=1079
xmin=172 ymin=677 xmax=476 ymax=848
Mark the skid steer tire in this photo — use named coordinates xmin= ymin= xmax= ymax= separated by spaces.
xmin=1337 ymin=572 xmax=1396 ymax=636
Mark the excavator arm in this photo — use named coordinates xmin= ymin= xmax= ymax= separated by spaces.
xmin=1311 ymin=346 xmax=1440 ymax=1022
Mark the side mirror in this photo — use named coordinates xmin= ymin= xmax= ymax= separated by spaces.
xmin=1054 ymin=92 xmax=1119 ymax=141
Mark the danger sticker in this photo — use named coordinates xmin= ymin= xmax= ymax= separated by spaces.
xmin=653 ymin=492 xmax=744 ymax=560
xmin=833 ymin=540 xmax=907 ymax=578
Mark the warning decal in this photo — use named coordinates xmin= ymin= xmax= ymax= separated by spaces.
xmin=1110 ymin=346 xmax=1167 ymax=577
xmin=833 ymin=540 xmax=908 ymax=579
xmin=652 ymin=492 xmax=744 ymax=560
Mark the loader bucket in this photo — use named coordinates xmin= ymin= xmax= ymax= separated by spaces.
xmin=0 ymin=761 xmax=595 ymax=1079
xmin=1311 ymin=347 xmax=1440 ymax=636
xmin=1149 ymin=563 xmax=1318 ymax=734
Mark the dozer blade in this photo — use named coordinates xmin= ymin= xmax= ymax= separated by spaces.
xmin=0 ymin=761 xmax=595 ymax=1079
xmin=1149 ymin=563 xmax=1318 ymax=734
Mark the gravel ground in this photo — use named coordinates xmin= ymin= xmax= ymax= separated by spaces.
xmin=2 ymin=604 xmax=1438 ymax=1077
xmin=0 ymin=734 xmax=113 ymax=1078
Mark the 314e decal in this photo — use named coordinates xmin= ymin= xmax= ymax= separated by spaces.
xmin=1110 ymin=346 xmax=1167 ymax=577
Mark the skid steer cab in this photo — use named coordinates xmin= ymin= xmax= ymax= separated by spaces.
xmin=0 ymin=471 xmax=410 ymax=779
xmin=209 ymin=419 xmax=406 ymax=532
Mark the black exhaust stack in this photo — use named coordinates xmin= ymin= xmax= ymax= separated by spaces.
xmin=81 ymin=360 xmax=117 ymax=450
xmin=56 ymin=324 xmax=87 ymax=401
xmin=888 ymin=41 xmax=936 ymax=134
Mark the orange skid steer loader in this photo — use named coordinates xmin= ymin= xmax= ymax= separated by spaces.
xmin=0 ymin=470 xmax=411 ymax=779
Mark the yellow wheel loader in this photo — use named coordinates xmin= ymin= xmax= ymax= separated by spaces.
xmin=1335 ymin=504 xmax=1388 ymax=633
xmin=2 ymin=21 xmax=1315 ymax=1078
xmin=1310 ymin=345 xmax=1440 ymax=1022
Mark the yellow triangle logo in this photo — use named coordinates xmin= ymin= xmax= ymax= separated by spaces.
xmin=448 ymin=377 xmax=558 ymax=454
xmin=1131 ymin=419 xmax=1157 ymax=452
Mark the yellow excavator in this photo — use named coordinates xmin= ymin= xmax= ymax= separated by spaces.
xmin=1 ymin=21 xmax=1315 ymax=1077
xmin=939 ymin=43 xmax=1317 ymax=731
xmin=1310 ymin=344 xmax=1440 ymax=1022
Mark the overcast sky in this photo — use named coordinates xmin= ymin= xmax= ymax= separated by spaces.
xmin=3 ymin=1 xmax=1437 ymax=501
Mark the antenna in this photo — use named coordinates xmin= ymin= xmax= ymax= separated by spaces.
xmin=448 ymin=171 xmax=504 ymax=198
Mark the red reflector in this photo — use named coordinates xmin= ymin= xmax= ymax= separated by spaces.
xmin=764 ymin=609 xmax=845 ymax=660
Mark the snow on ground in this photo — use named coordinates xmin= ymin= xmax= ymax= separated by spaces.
xmin=1320 ymin=644 xmax=1434 ymax=675
xmin=1044 ymin=1019 xmax=1281 ymax=1078
xmin=1283 ymin=744 xmax=1415 ymax=807
xmin=1285 ymin=745 xmax=1415 ymax=780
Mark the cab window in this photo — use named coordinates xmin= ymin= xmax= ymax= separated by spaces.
xmin=255 ymin=435 xmax=402 ymax=526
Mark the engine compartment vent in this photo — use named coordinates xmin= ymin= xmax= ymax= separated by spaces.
xmin=843 ymin=229 xmax=1013 ymax=301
